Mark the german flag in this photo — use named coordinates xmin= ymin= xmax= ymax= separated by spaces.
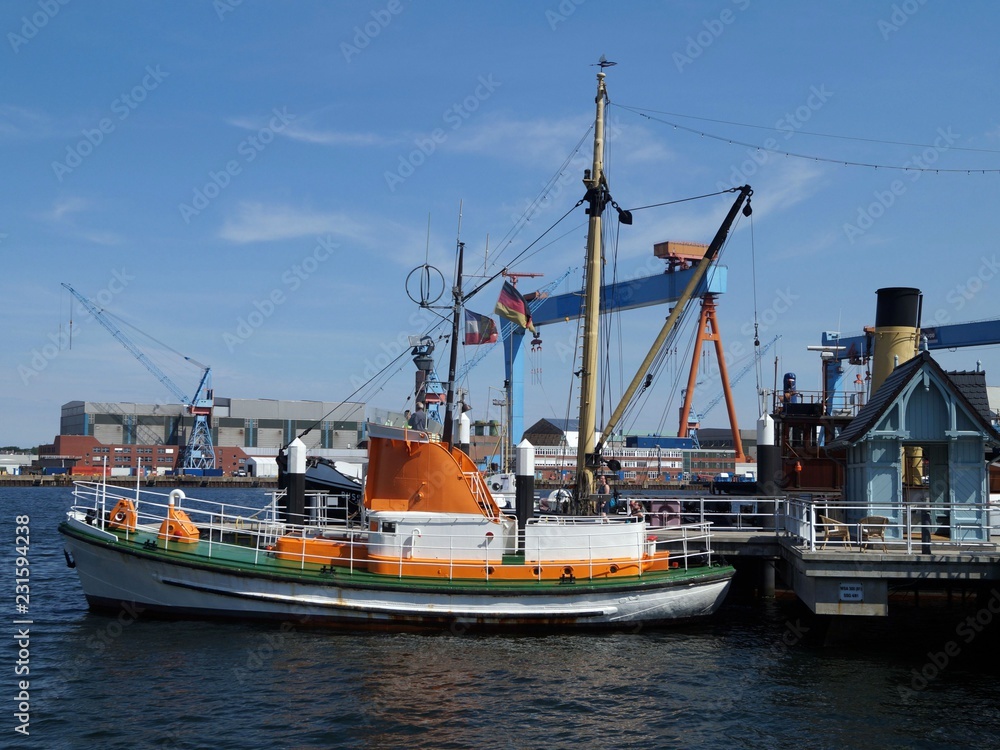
xmin=464 ymin=309 xmax=498 ymax=345
xmin=494 ymin=281 xmax=535 ymax=333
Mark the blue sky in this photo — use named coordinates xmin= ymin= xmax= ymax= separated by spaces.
xmin=3 ymin=0 xmax=1000 ymax=448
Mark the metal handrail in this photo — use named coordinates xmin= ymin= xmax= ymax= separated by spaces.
xmin=66 ymin=482 xmax=724 ymax=580
xmin=783 ymin=497 xmax=1000 ymax=552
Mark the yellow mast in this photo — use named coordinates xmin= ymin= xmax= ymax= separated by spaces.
xmin=575 ymin=71 xmax=608 ymax=505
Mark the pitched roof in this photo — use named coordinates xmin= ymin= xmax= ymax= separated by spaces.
xmin=948 ymin=369 xmax=996 ymax=425
xmin=524 ymin=418 xmax=579 ymax=435
xmin=830 ymin=351 xmax=1000 ymax=448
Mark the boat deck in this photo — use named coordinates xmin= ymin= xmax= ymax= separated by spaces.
xmin=63 ymin=518 xmax=731 ymax=594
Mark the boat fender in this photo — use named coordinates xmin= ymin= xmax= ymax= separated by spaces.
xmin=63 ymin=549 xmax=76 ymax=569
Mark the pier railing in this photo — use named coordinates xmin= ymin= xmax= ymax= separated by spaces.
xmin=626 ymin=495 xmax=787 ymax=533
xmin=783 ymin=496 xmax=1000 ymax=552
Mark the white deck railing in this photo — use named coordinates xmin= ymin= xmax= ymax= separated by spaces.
xmin=67 ymin=482 xmax=723 ymax=581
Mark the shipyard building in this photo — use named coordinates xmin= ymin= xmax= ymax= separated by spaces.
xmin=36 ymin=399 xmax=750 ymax=481
xmin=38 ymin=398 xmax=391 ymax=477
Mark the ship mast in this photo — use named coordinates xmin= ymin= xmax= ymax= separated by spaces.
xmin=575 ymin=71 xmax=609 ymax=503
xmin=442 ymin=206 xmax=465 ymax=448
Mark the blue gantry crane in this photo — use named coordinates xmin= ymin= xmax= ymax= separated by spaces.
xmin=817 ymin=319 xmax=1000 ymax=416
xmin=61 ymin=283 xmax=216 ymax=471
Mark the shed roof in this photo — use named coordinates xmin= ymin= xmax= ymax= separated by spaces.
xmin=829 ymin=351 xmax=1000 ymax=448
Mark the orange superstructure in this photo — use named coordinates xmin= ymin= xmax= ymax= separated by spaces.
xmin=364 ymin=427 xmax=500 ymax=517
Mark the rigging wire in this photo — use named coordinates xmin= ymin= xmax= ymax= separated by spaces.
xmin=616 ymin=105 xmax=1000 ymax=155
xmin=617 ymin=105 xmax=1000 ymax=174
xmin=628 ymin=189 xmax=737 ymax=213
xmin=470 ymin=125 xmax=594 ymax=280
xmin=617 ymin=209 xmax=747 ymax=436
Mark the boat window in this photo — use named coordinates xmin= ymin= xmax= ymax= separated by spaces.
xmin=381 ymin=521 xmax=396 ymax=534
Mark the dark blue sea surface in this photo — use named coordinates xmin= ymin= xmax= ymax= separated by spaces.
xmin=3 ymin=487 xmax=999 ymax=749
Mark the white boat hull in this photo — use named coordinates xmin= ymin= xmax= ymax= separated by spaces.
xmin=62 ymin=524 xmax=732 ymax=631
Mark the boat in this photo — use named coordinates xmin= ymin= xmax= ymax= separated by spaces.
xmin=60 ymin=68 xmax=738 ymax=630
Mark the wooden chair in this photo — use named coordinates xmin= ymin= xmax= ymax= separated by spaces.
xmin=859 ymin=516 xmax=890 ymax=552
xmin=819 ymin=515 xmax=850 ymax=549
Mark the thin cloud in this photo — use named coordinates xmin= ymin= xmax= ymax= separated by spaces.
xmin=280 ymin=123 xmax=398 ymax=147
xmin=38 ymin=196 xmax=123 ymax=245
xmin=218 ymin=202 xmax=370 ymax=244
xmin=46 ymin=196 xmax=91 ymax=221
xmin=227 ymin=113 xmax=400 ymax=148
xmin=449 ymin=113 xmax=590 ymax=163
xmin=0 ymin=105 xmax=59 ymax=139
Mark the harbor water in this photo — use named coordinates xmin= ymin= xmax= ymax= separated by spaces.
xmin=5 ymin=487 xmax=1000 ymax=749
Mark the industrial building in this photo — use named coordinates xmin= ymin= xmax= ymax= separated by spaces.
xmin=60 ymin=397 xmax=368 ymax=450
xmin=37 ymin=397 xmax=395 ymax=477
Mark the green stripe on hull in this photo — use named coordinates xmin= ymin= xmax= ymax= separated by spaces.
xmin=60 ymin=522 xmax=734 ymax=596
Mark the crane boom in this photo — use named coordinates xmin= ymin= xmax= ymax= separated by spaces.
xmin=699 ymin=334 xmax=781 ymax=419
xmin=595 ymin=185 xmax=753 ymax=456
xmin=62 ymin=283 xmax=193 ymax=405
xmin=61 ymin=283 xmax=216 ymax=470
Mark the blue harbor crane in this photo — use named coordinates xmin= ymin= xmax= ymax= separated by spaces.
xmin=816 ymin=318 xmax=1000 ymax=417
xmin=61 ymin=283 xmax=216 ymax=471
